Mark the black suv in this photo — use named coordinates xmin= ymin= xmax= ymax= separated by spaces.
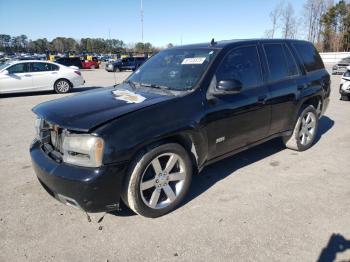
xmin=55 ymin=57 xmax=82 ymax=69
xmin=105 ymin=57 xmax=146 ymax=72
xmin=30 ymin=39 xmax=330 ymax=217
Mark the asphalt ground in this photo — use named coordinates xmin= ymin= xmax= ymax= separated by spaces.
xmin=0 ymin=65 xmax=349 ymax=262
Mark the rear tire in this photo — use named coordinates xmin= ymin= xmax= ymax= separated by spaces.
xmin=54 ymin=79 xmax=71 ymax=94
xmin=283 ymin=105 xmax=319 ymax=151
xmin=122 ymin=143 xmax=192 ymax=218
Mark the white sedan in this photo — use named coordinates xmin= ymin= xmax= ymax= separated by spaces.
xmin=0 ymin=60 xmax=85 ymax=94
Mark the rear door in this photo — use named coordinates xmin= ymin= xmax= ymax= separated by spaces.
xmin=205 ymin=45 xmax=271 ymax=159
xmin=0 ymin=62 xmax=33 ymax=93
xmin=30 ymin=62 xmax=59 ymax=90
xmin=262 ymin=42 xmax=301 ymax=134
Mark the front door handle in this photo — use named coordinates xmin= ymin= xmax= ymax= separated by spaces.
xmin=24 ymin=74 xmax=32 ymax=77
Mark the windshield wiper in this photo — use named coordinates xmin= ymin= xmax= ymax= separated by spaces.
xmin=122 ymin=80 xmax=138 ymax=89
xmin=140 ymin=82 xmax=170 ymax=90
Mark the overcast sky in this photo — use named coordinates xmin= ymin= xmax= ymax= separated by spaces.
xmin=0 ymin=0 xmax=305 ymax=46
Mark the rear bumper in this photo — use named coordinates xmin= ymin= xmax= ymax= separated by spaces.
xmin=70 ymin=76 xmax=85 ymax=87
xmin=30 ymin=140 xmax=128 ymax=213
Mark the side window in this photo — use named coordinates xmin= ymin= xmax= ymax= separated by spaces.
xmin=7 ymin=63 xmax=28 ymax=74
xmin=293 ymin=42 xmax=324 ymax=72
xmin=32 ymin=62 xmax=52 ymax=72
xmin=50 ymin=64 xmax=59 ymax=71
xmin=216 ymin=46 xmax=263 ymax=89
xmin=283 ymin=45 xmax=299 ymax=76
xmin=263 ymin=43 xmax=289 ymax=82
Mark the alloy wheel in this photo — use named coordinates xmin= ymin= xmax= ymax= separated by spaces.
xmin=298 ymin=112 xmax=316 ymax=145
xmin=56 ymin=80 xmax=70 ymax=93
xmin=139 ymin=153 xmax=187 ymax=209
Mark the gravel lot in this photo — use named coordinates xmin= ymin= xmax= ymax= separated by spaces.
xmin=0 ymin=66 xmax=349 ymax=262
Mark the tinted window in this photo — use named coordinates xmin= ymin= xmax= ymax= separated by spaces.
xmin=50 ymin=64 xmax=59 ymax=71
xmin=283 ymin=45 xmax=299 ymax=76
xmin=32 ymin=62 xmax=54 ymax=72
xmin=264 ymin=44 xmax=289 ymax=82
xmin=216 ymin=46 xmax=262 ymax=89
xmin=7 ymin=63 xmax=28 ymax=74
xmin=293 ymin=42 xmax=324 ymax=72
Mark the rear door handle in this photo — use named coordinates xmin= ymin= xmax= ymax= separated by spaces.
xmin=24 ymin=74 xmax=32 ymax=77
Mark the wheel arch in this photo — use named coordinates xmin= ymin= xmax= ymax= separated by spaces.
xmin=127 ymin=131 xmax=205 ymax=177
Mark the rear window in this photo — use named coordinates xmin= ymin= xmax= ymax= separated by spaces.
xmin=293 ymin=42 xmax=324 ymax=72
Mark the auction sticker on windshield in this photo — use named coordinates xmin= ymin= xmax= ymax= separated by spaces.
xmin=181 ymin=57 xmax=206 ymax=65
xmin=112 ymin=90 xmax=146 ymax=104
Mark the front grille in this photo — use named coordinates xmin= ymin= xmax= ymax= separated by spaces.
xmin=50 ymin=129 xmax=64 ymax=153
xmin=38 ymin=119 xmax=64 ymax=157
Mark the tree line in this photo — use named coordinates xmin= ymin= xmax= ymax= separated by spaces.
xmin=0 ymin=35 xmax=161 ymax=54
xmin=265 ymin=0 xmax=350 ymax=52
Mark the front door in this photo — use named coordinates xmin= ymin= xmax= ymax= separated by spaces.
xmin=0 ymin=62 xmax=33 ymax=93
xmin=205 ymin=45 xmax=271 ymax=159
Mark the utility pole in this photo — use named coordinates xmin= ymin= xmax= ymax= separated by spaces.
xmin=141 ymin=0 xmax=144 ymax=42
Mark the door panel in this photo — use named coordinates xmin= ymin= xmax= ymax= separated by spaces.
xmin=204 ymin=45 xmax=271 ymax=159
xmin=262 ymin=42 xmax=302 ymax=134
xmin=31 ymin=62 xmax=57 ymax=90
xmin=0 ymin=63 xmax=33 ymax=93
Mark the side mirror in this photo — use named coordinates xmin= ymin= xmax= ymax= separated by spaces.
xmin=216 ymin=79 xmax=242 ymax=94
xmin=2 ymin=69 xmax=9 ymax=75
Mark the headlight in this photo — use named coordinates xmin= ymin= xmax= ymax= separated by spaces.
xmin=34 ymin=118 xmax=43 ymax=140
xmin=62 ymin=134 xmax=104 ymax=167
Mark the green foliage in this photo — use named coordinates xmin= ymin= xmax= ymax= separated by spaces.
xmin=0 ymin=34 xmax=127 ymax=54
xmin=321 ymin=0 xmax=350 ymax=51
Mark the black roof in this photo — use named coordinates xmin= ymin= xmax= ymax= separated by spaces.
xmin=175 ymin=38 xmax=311 ymax=49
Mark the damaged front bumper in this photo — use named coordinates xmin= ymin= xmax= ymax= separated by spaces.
xmin=30 ymin=140 xmax=128 ymax=213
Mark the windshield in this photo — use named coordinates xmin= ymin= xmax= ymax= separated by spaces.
xmin=0 ymin=62 xmax=11 ymax=71
xmin=128 ymin=48 xmax=218 ymax=90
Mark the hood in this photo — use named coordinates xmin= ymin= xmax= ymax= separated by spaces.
xmin=32 ymin=84 xmax=175 ymax=132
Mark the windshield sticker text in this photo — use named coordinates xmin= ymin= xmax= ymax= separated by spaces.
xmin=181 ymin=57 xmax=206 ymax=65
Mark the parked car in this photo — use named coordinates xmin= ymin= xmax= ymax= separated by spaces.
xmin=105 ymin=57 xmax=146 ymax=72
xmin=30 ymin=39 xmax=330 ymax=217
xmin=340 ymin=66 xmax=350 ymax=100
xmin=0 ymin=60 xmax=84 ymax=94
xmin=81 ymin=57 xmax=100 ymax=69
xmin=55 ymin=57 xmax=83 ymax=69
xmin=332 ymin=56 xmax=350 ymax=75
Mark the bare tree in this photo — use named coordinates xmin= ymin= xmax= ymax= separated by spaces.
xmin=281 ymin=2 xmax=298 ymax=39
xmin=265 ymin=1 xmax=284 ymax=38
xmin=303 ymin=0 xmax=329 ymax=43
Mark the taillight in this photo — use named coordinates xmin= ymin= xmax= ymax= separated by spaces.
xmin=74 ymin=71 xmax=81 ymax=76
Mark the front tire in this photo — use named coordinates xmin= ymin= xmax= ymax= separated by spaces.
xmin=122 ymin=143 xmax=193 ymax=218
xmin=54 ymin=79 xmax=71 ymax=94
xmin=283 ymin=105 xmax=319 ymax=151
